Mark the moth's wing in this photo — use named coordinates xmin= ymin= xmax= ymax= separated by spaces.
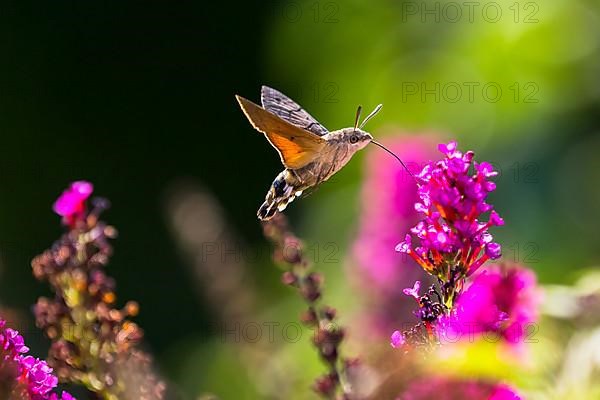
xmin=261 ymin=86 xmax=329 ymax=137
xmin=236 ymin=95 xmax=326 ymax=169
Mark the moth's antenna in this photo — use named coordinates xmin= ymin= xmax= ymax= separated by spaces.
xmin=354 ymin=105 xmax=362 ymax=131
xmin=371 ymin=140 xmax=417 ymax=182
xmin=359 ymin=104 xmax=383 ymax=129
xmin=355 ymin=103 xmax=416 ymax=181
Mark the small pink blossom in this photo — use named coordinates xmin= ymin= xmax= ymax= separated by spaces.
xmin=53 ymin=181 xmax=93 ymax=224
xmin=390 ymin=330 xmax=405 ymax=348
xmin=402 ymin=281 xmax=421 ymax=300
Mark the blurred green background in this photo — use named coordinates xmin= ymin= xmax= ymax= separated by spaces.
xmin=0 ymin=1 xmax=598 ymax=399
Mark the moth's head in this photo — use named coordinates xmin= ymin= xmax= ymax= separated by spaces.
xmin=343 ymin=103 xmax=382 ymax=150
xmin=340 ymin=127 xmax=373 ymax=150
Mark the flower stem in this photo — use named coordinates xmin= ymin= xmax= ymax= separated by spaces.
xmin=262 ymin=214 xmax=350 ymax=399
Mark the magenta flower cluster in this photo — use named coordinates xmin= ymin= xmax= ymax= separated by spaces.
xmin=0 ymin=319 xmax=74 ymax=400
xmin=399 ymin=377 xmax=521 ymax=400
xmin=439 ymin=265 xmax=540 ymax=345
xmin=389 ymin=141 xmax=539 ymax=357
xmin=396 ymin=141 xmax=504 ymax=276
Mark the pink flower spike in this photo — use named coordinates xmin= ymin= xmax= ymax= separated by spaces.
xmin=390 ymin=330 xmax=405 ymax=348
xmin=53 ymin=181 xmax=94 ymax=221
xmin=401 ymin=141 xmax=502 ymax=275
xmin=403 ymin=281 xmax=421 ymax=299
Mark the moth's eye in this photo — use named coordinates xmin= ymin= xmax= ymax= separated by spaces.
xmin=350 ymin=135 xmax=359 ymax=144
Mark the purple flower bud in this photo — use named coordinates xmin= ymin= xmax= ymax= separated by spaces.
xmin=390 ymin=330 xmax=405 ymax=348
xmin=486 ymin=242 xmax=502 ymax=259
xmin=53 ymin=181 xmax=94 ymax=222
xmin=484 ymin=181 xmax=497 ymax=192
xmin=476 ymin=161 xmax=498 ymax=178
xmin=463 ymin=151 xmax=474 ymax=163
xmin=489 ymin=210 xmax=504 ymax=226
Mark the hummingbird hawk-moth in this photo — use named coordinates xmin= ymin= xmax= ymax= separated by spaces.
xmin=236 ymin=86 xmax=411 ymax=220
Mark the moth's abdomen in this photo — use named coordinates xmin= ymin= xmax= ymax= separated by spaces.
xmin=257 ymin=170 xmax=303 ymax=220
